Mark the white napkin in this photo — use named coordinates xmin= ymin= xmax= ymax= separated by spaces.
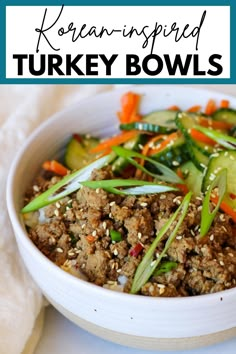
xmin=0 ymin=85 xmax=113 ymax=354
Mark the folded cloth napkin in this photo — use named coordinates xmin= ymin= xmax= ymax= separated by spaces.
xmin=0 ymin=85 xmax=113 ymax=354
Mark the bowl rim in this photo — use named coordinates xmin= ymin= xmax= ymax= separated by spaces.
xmin=6 ymin=84 xmax=236 ymax=306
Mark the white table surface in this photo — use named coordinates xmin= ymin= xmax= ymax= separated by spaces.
xmin=35 ymin=85 xmax=236 ymax=354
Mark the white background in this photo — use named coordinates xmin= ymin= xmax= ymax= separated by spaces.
xmin=6 ymin=5 xmax=230 ymax=78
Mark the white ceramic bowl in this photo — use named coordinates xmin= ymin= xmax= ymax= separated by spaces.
xmin=7 ymin=86 xmax=236 ymax=351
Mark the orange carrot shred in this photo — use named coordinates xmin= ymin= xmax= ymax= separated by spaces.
xmin=205 ymin=99 xmax=217 ymax=116
xmin=197 ymin=116 xmax=233 ymax=130
xmin=187 ymin=105 xmax=202 ymax=113
xmin=86 ymin=235 xmax=96 ymax=243
xmin=190 ymin=128 xmax=216 ymax=146
xmin=118 ymin=92 xmax=141 ymax=124
xmin=90 ymin=131 xmax=138 ymax=154
xmin=211 ymin=195 xmax=236 ymax=223
xmin=220 ymin=99 xmax=229 ymax=109
xmin=148 ymin=132 xmax=180 ymax=155
xmin=168 ymin=105 xmax=180 ymax=111
xmin=42 ymin=160 xmax=69 ymax=176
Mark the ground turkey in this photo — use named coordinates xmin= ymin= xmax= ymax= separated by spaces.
xmin=25 ymin=166 xmax=236 ymax=297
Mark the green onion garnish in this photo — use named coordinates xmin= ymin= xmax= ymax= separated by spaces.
xmin=112 ymin=146 xmax=183 ymax=184
xmin=130 ymin=191 xmax=192 ymax=294
xmin=21 ymin=154 xmax=112 ymax=213
xmin=81 ymin=179 xmax=178 ymax=195
xmin=153 ymin=261 xmax=178 ymax=276
xmin=110 ymin=230 xmax=122 ymax=242
xmin=196 ymin=126 xmax=236 ymax=150
xmin=200 ymin=168 xmax=227 ymax=237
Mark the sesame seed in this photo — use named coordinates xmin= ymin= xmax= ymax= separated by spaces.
xmin=196 ymin=196 xmax=203 ymax=201
xmin=149 ymin=285 xmax=154 ymax=293
xmin=224 ymin=151 xmax=229 ymax=157
xmin=113 ymin=249 xmax=118 ymax=256
xmin=197 ymin=206 xmax=202 ymax=211
xmin=96 ymin=188 xmax=100 ymax=194
xmin=33 ymin=185 xmax=40 ymax=192
xmin=117 ymin=269 xmax=121 ymax=273
xmin=160 ymin=287 xmax=165 ymax=294
xmin=138 ymin=232 xmax=142 ymax=239
xmin=209 ymin=234 xmax=214 ymax=241
xmin=68 ymin=251 xmax=75 ymax=256
xmin=56 ymin=247 xmax=63 ymax=253
xmin=228 ymin=253 xmax=234 ymax=257
xmin=54 ymin=209 xmax=59 ymax=217
xmin=81 ymin=263 xmax=85 ymax=269
xmin=55 ymin=202 xmax=61 ymax=209
xmin=160 ymin=194 xmax=166 ymax=200
xmin=138 ymin=144 xmax=144 ymax=150
xmin=67 ymin=199 xmax=72 ymax=204
xmin=229 ymin=155 xmax=235 ymax=161
xmin=92 ymin=230 xmax=97 ymax=237
xmin=109 ymin=201 xmax=115 ymax=206
xmin=109 ymin=213 xmax=112 ymax=218
xmin=222 ymin=226 xmax=227 ymax=232
xmin=155 ymin=252 xmax=160 ymax=258
xmin=176 ymin=235 xmax=182 ymax=240
xmin=106 ymin=229 xmax=110 ymax=236
xmin=220 ymin=261 xmax=224 ymax=266
xmin=157 ymin=283 xmax=166 ymax=289
xmin=82 ymin=223 xmax=86 ymax=229
xmin=150 ymin=260 xmax=156 ymax=267
xmin=219 ymin=214 xmax=225 ymax=222
xmin=172 ymin=160 xmax=180 ymax=166
xmin=140 ymin=202 xmax=148 ymax=207
xmin=103 ymin=221 xmax=107 ymax=229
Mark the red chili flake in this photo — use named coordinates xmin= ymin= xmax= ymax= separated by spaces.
xmin=129 ymin=243 xmax=143 ymax=257
xmin=73 ymin=134 xmax=82 ymax=143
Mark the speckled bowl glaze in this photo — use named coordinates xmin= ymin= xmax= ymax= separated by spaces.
xmin=7 ymin=86 xmax=236 ymax=350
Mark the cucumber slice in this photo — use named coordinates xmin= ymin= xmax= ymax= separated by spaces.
xmin=148 ymin=135 xmax=189 ymax=169
xmin=180 ymin=161 xmax=203 ymax=197
xmin=143 ymin=110 xmax=177 ymax=128
xmin=213 ymin=108 xmax=236 ymax=124
xmin=64 ymin=135 xmax=100 ymax=170
xmin=175 ymin=112 xmax=214 ymax=170
xmin=120 ymin=121 xmax=176 ymax=134
xmin=202 ymin=150 xmax=236 ymax=208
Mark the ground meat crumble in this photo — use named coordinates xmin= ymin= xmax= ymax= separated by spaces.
xmin=24 ymin=166 xmax=236 ymax=297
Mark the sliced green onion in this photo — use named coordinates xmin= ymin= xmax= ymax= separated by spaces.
xmin=200 ymin=168 xmax=227 ymax=237
xmin=112 ymin=146 xmax=183 ymax=184
xmin=110 ymin=230 xmax=122 ymax=242
xmin=153 ymin=261 xmax=178 ymax=276
xmin=196 ymin=126 xmax=236 ymax=150
xmin=81 ymin=179 xmax=178 ymax=195
xmin=82 ymin=177 xmax=178 ymax=195
xmin=21 ymin=154 xmax=112 ymax=213
xmin=130 ymin=191 xmax=192 ymax=294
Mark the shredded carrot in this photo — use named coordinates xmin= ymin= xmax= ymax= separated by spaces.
xmin=187 ymin=105 xmax=202 ymax=113
xmin=42 ymin=160 xmax=69 ymax=176
xmin=86 ymin=235 xmax=96 ymax=243
xmin=90 ymin=131 xmax=138 ymax=153
xmin=190 ymin=128 xmax=216 ymax=146
xmin=118 ymin=92 xmax=141 ymax=123
xmin=168 ymin=105 xmax=180 ymax=111
xmin=211 ymin=195 xmax=236 ymax=223
xmin=197 ymin=116 xmax=233 ymax=130
xmin=148 ymin=132 xmax=180 ymax=155
xmin=205 ymin=99 xmax=217 ymax=116
xmin=135 ymin=134 xmax=167 ymax=178
xmin=220 ymin=99 xmax=229 ymax=109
